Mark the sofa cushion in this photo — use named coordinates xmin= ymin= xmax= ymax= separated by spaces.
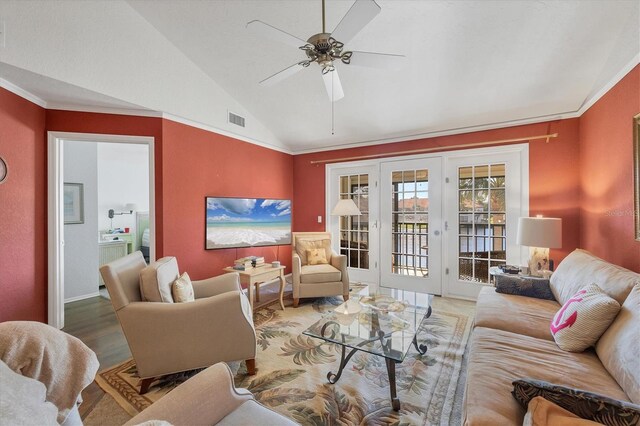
xmin=596 ymin=284 xmax=640 ymax=405
xmin=550 ymin=249 xmax=639 ymax=305
xmin=218 ymin=400 xmax=297 ymax=426
xmin=140 ymin=257 xmax=179 ymax=303
xmin=474 ymin=286 xmax=560 ymax=341
xmin=513 ymin=379 xmax=640 ymax=426
xmin=296 ymin=239 xmax=331 ymax=266
xmin=300 ymin=264 xmax=341 ymax=283
xmin=463 ymin=327 xmax=629 ymax=426
xmin=550 ymin=284 xmax=620 ymax=352
xmin=523 ymin=397 xmax=601 ymax=426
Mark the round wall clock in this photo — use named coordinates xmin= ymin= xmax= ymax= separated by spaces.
xmin=0 ymin=157 xmax=7 ymax=184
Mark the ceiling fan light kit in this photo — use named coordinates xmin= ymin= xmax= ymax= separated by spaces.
xmin=247 ymin=0 xmax=405 ymax=103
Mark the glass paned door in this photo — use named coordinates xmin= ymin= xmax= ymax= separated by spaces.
xmin=328 ymin=165 xmax=379 ymax=285
xmin=445 ymin=150 xmax=525 ymax=299
xmin=381 ymin=158 xmax=442 ymax=294
xmin=339 ymin=174 xmax=370 ymax=270
xmin=457 ymin=164 xmax=507 ymax=284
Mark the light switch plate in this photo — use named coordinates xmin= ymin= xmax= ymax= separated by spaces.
xmin=317 ymin=215 xmax=322 ymax=223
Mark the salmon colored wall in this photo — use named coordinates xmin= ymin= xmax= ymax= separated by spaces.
xmin=579 ymin=65 xmax=640 ymax=272
xmin=293 ymin=119 xmax=581 ymax=264
xmin=0 ymin=88 xmax=47 ymax=322
xmin=161 ymin=120 xmax=293 ymax=281
xmin=45 ymin=110 xmax=165 ymax=257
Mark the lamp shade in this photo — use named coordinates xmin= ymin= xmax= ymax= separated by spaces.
xmin=125 ymin=203 xmax=139 ymax=212
xmin=331 ymin=199 xmax=361 ymax=216
xmin=517 ymin=217 xmax=562 ymax=248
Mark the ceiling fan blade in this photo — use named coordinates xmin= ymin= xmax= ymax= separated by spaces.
xmin=259 ymin=62 xmax=305 ymax=87
xmin=348 ymin=51 xmax=405 ymax=70
xmin=331 ymin=0 xmax=381 ymax=45
xmin=322 ymin=68 xmax=344 ymax=102
xmin=246 ymin=20 xmax=307 ymax=48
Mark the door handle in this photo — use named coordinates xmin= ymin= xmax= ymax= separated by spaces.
xmin=433 ymin=230 xmax=440 ymax=236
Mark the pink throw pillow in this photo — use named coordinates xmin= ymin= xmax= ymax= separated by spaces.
xmin=550 ymin=284 xmax=620 ymax=352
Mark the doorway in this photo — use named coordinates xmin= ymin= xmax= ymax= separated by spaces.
xmin=326 ymin=144 xmax=529 ymax=300
xmin=48 ymin=132 xmax=156 ymax=329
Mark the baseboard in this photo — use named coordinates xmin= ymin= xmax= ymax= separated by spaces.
xmin=64 ymin=292 xmax=100 ymax=303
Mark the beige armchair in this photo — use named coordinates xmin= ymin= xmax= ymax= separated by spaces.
xmin=291 ymin=232 xmax=349 ymax=307
xmin=126 ymin=362 xmax=297 ymax=426
xmin=99 ymin=252 xmax=257 ymax=394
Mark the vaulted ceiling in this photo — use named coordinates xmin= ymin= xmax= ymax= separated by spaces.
xmin=1 ymin=0 xmax=638 ymax=153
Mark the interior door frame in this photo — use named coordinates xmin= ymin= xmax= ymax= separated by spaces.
xmin=47 ymin=131 xmax=156 ymax=329
xmin=326 ymin=161 xmax=379 ymax=285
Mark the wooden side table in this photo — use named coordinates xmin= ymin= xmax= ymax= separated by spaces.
xmin=223 ymin=265 xmax=286 ymax=315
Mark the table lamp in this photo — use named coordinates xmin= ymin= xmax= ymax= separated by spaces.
xmin=331 ymin=199 xmax=361 ymax=216
xmin=516 ymin=216 xmax=562 ymax=277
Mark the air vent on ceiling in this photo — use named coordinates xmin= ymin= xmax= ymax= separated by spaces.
xmin=228 ymin=111 xmax=245 ymax=128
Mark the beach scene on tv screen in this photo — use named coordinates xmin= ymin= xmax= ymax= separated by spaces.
xmin=206 ymin=198 xmax=292 ymax=249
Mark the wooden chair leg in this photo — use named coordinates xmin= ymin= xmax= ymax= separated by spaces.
xmin=139 ymin=377 xmax=155 ymax=395
xmin=343 ymin=293 xmax=349 ymax=301
xmin=293 ymin=298 xmax=299 ymax=308
xmin=246 ymin=359 xmax=256 ymax=375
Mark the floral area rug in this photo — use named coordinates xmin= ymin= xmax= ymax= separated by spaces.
xmin=95 ymin=296 xmax=474 ymax=425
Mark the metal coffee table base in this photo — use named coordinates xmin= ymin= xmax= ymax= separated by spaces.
xmin=323 ymin=325 xmax=430 ymax=411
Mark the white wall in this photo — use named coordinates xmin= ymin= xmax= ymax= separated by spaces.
xmin=97 ymin=143 xmax=149 ymax=231
xmin=64 ymin=141 xmax=99 ymax=302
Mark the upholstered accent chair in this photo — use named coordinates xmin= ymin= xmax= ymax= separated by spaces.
xmin=125 ymin=362 xmax=297 ymax=425
xmin=291 ymin=232 xmax=349 ymax=307
xmin=99 ymin=251 xmax=257 ymax=394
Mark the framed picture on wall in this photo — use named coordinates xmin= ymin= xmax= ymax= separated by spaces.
xmin=634 ymin=113 xmax=639 ymax=241
xmin=64 ymin=182 xmax=84 ymax=225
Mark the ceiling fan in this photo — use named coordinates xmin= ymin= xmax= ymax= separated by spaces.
xmin=247 ymin=0 xmax=405 ymax=102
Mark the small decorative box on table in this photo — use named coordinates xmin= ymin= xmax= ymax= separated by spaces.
xmin=223 ymin=265 xmax=286 ymax=316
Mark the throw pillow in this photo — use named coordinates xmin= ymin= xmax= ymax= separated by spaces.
xmin=172 ymin=272 xmax=195 ymax=303
xmin=523 ymin=396 xmax=601 ymax=426
xmin=139 ymin=257 xmax=179 ymax=303
xmin=550 ymin=283 xmax=620 ymax=352
xmin=513 ymin=379 xmax=640 ymax=426
xmin=296 ymin=239 xmax=332 ymax=265
xmin=307 ymin=248 xmax=328 ymax=265
xmin=495 ymin=275 xmax=556 ymax=300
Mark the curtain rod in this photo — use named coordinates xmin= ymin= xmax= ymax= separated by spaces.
xmin=309 ymin=133 xmax=559 ymax=165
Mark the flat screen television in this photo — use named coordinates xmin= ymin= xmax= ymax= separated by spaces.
xmin=205 ymin=197 xmax=292 ymax=250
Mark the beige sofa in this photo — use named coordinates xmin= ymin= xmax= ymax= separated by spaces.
xmin=463 ymin=249 xmax=640 ymax=425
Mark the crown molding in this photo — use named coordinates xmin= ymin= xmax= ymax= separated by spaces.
xmin=161 ymin=113 xmax=292 ymax=154
xmin=291 ymin=111 xmax=582 ymax=155
xmin=3 ymin=55 xmax=638 ymax=157
xmin=0 ymin=77 xmax=47 ymax=107
xmin=576 ymin=54 xmax=640 ymax=116
xmin=46 ymin=102 xmax=162 ymax=118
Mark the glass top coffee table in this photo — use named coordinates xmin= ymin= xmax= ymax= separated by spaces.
xmin=303 ymin=293 xmax=433 ymax=411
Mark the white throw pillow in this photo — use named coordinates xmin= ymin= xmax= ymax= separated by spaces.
xmin=550 ymin=283 xmax=620 ymax=352
xmin=172 ymin=272 xmax=195 ymax=303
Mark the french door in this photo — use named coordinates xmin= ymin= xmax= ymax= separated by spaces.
xmin=380 ymin=158 xmax=443 ymax=294
xmin=444 ymin=150 xmax=526 ymax=299
xmin=327 ymin=165 xmax=379 ymax=284
xmin=326 ymin=145 xmax=528 ymax=300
